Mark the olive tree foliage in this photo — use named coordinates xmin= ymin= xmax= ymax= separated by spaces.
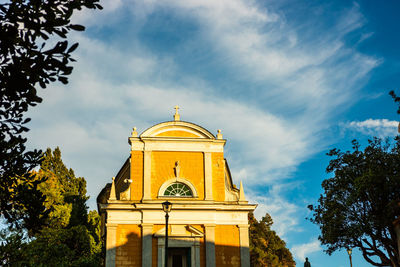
xmin=0 ymin=0 xmax=101 ymax=231
xmin=308 ymin=138 xmax=400 ymax=267
xmin=0 ymin=148 xmax=103 ymax=266
xmin=249 ymin=212 xmax=295 ymax=267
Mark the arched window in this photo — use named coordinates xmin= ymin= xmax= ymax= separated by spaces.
xmin=163 ymin=182 xmax=193 ymax=197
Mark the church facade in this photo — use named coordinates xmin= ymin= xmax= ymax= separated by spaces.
xmin=97 ymin=108 xmax=256 ymax=267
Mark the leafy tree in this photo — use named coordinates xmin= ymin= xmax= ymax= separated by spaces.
xmin=0 ymin=0 xmax=101 ymax=230
xmin=0 ymin=229 xmax=26 ymax=266
xmin=23 ymin=225 xmax=101 ymax=267
xmin=389 ymin=90 xmax=400 ymax=115
xmin=249 ymin=212 xmax=295 ymax=267
xmin=34 ymin=147 xmax=102 ymax=265
xmin=0 ymin=147 xmax=103 ymax=266
xmin=37 ymin=147 xmax=89 ymax=229
xmin=308 ymin=138 xmax=400 ymax=266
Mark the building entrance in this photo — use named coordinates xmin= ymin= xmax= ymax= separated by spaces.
xmin=168 ymin=248 xmax=191 ymax=267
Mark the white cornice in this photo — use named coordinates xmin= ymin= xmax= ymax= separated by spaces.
xmin=140 ymin=121 xmax=216 ymax=139
xmin=100 ymin=201 xmax=257 ymax=212
xmin=106 ymin=208 xmax=253 ymax=225
xmin=128 ymin=138 xmax=226 ymax=152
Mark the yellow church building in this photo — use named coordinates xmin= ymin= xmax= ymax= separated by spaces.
xmin=97 ymin=108 xmax=256 ymax=267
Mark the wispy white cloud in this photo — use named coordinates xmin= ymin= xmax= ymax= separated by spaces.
xmin=291 ymin=239 xmax=322 ymax=261
xmin=70 ymin=0 xmax=380 ymax=124
xmin=344 ymin=119 xmax=398 ymax=138
xmin=357 ymin=32 xmax=374 ymax=45
xmin=248 ymin=183 xmax=303 ymax=238
xmin=153 ymin=0 xmax=379 ymax=116
xmin=25 ymin=0 xmax=379 ymax=248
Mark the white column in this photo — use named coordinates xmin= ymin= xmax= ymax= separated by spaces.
xmin=205 ymin=224 xmax=216 ymax=267
xmin=157 ymin=238 xmax=165 ymax=267
xmin=142 ymin=224 xmax=153 ymax=267
xmin=204 ymin=152 xmax=213 ymax=200
xmin=106 ymin=223 xmax=118 ymax=267
xmin=194 ymin=238 xmax=201 ymax=267
xmin=143 ymin=150 xmax=152 ymax=201
xmin=238 ymin=224 xmax=250 ymax=267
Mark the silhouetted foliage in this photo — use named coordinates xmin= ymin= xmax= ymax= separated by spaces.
xmin=0 ymin=229 xmax=25 ymax=266
xmin=249 ymin=212 xmax=295 ymax=267
xmin=0 ymin=0 xmax=101 ymax=230
xmin=308 ymin=138 xmax=400 ymax=266
xmin=390 ymin=90 xmax=400 ymax=115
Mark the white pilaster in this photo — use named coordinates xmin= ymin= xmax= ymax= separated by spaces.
xmin=194 ymin=237 xmax=201 ymax=267
xmin=105 ymin=223 xmax=118 ymax=267
xmin=141 ymin=224 xmax=153 ymax=267
xmin=205 ymin=224 xmax=216 ymax=267
xmin=204 ymin=152 xmax=213 ymax=200
xmin=157 ymin=239 xmax=165 ymax=267
xmin=238 ymin=224 xmax=250 ymax=267
xmin=143 ymin=151 xmax=152 ymax=200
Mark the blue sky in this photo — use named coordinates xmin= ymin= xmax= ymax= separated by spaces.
xmin=25 ymin=0 xmax=400 ymax=266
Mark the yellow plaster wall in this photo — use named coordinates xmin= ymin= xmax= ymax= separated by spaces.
xmin=152 ymin=224 xmax=165 ymax=234
xmin=212 ymin=153 xmax=225 ymax=201
xmin=130 ymin=151 xmax=143 ymax=200
xmin=116 ymin=224 xmax=142 ymax=267
xmin=155 ymin=130 xmax=200 ymax=138
xmin=151 ymin=151 xmax=204 ymax=199
xmin=115 ymin=162 xmax=130 ymax=198
xmin=215 ymin=225 xmax=240 ymax=267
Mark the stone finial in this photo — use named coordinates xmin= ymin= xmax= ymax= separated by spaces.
xmin=109 ymin=177 xmax=117 ymax=200
xmin=216 ymin=129 xmax=223 ymax=139
xmin=239 ymin=181 xmax=247 ymax=203
xmin=174 ymin=105 xmax=180 ymax=121
xmin=131 ymin=127 xmax=138 ymax=137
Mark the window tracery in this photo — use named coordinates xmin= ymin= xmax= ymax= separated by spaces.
xmin=163 ymin=182 xmax=193 ymax=197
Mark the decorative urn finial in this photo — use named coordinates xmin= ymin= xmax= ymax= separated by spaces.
xmin=131 ymin=127 xmax=138 ymax=137
xmin=216 ymin=129 xmax=223 ymax=139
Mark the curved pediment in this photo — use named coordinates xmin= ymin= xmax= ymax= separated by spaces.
xmin=140 ymin=121 xmax=215 ymax=139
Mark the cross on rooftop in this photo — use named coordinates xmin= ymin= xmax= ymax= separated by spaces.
xmin=173 ymin=105 xmax=180 ymax=121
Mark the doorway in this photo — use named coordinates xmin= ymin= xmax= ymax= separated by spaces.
xmin=167 ymin=248 xmax=191 ymax=267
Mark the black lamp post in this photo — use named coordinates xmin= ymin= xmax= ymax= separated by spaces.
xmin=347 ymin=248 xmax=353 ymax=267
xmin=162 ymin=201 xmax=172 ymax=267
